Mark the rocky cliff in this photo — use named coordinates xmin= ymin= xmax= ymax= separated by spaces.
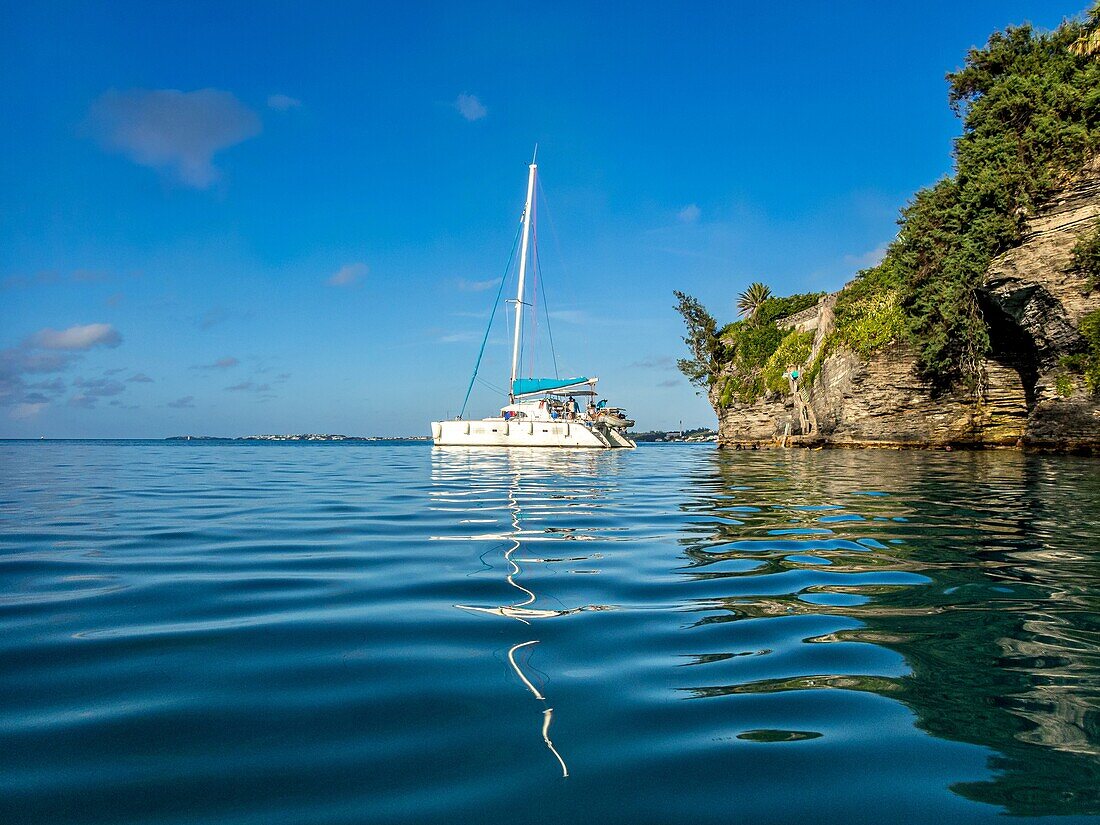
xmin=712 ymin=167 xmax=1100 ymax=452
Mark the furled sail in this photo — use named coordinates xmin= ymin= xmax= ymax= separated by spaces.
xmin=512 ymin=377 xmax=592 ymax=397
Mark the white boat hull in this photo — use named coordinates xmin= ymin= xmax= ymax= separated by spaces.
xmin=432 ymin=419 xmax=634 ymax=449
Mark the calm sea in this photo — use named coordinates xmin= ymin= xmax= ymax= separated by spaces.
xmin=1 ymin=441 xmax=1098 ymax=824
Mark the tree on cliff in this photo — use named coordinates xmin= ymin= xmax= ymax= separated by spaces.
xmin=737 ymin=282 xmax=772 ymax=319
xmin=677 ymin=6 xmax=1100 ymax=404
xmin=829 ymin=5 xmax=1100 ymax=391
xmin=673 ymin=291 xmax=722 ymax=387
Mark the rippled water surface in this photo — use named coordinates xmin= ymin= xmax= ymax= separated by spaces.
xmin=2 ymin=441 xmax=1099 ymax=824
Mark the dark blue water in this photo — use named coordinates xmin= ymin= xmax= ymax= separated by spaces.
xmin=1 ymin=441 xmax=1099 ymax=824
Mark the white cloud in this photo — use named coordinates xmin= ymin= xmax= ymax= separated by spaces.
xmin=678 ymin=204 xmax=701 ymax=224
xmin=71 ymin=269 xmax=110 ymax=283
xmin=843 ymin=242 xmax=890 ymax=270
xmin=67 ymin=394 xmax=97 ymax=409
xmin=225 ymin=381 xmax=272 ymax=393
xmin=86 ymin=88 xmax=262 ymax=188
xmin=27 ymin=323 xmax=121 ymax=351
xmin=73 ymin=377 xmax=126 ymax=397
xmin=9 ymin=403 xmax=47 ymax=420
xmin=2 ymin=326 xmax=122 ymax=412
xmin=194 ymin=356 xmax=239 ymax=370
xmin=198 ymin=307 xmax=230 ymax=330
xmin=454 ymin=93 xmax=487 ymax=121
xmin=267 ymin=93 xmax=302 ymax=111
xmin=548 ymin=309 xmax=589 ymax=325
xmin=328 ymin=262 xmax=368 ymax=287
xmin=0 ymin=349 xmax=70 ymax=408
xmin=5 ymin=350 xmax=74 ymax=374
xmin=456 ymin=277 xmax=498 ymax=292
xmin=438 ymin=332 xmax=480 ymax=344
xmin=27 ymin=377 xmax=66 ymax=393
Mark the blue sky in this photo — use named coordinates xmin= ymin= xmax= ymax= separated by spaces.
xmin=0 ymin=0 xmax=1081 ymax=437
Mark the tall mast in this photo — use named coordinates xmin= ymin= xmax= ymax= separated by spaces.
xmin=509 ymin=150 xmax=537 ymax=401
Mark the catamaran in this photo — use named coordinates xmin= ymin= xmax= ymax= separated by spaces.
xmin=431 ymin=155 xmax=636 ymax=449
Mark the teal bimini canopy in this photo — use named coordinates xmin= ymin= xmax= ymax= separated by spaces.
xmin=512 ymin=377 xmax=592 ymax=397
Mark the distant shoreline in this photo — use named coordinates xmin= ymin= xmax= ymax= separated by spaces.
xmin=165 ymin=434 xmax=432 ymax=442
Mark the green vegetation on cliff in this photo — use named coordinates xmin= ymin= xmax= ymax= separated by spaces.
xmin=1060 ymin=307 xmax=1100 ymax=393
xmin=878 ymin=8 xmax=1100 ymax=389
xmin=676 ymin=290 xmax=822 ymax=407
xmin=1070 ymin=219 xmax=1100 ymax=291
xmin=678 ymin=6 xmax=1100 ymax=399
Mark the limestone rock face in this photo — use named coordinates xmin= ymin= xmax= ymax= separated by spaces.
xmin=712 ymin=167 xmax=1100 ymax=451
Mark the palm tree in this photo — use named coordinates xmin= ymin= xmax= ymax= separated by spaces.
xmin=737 ymin=282 xmax=772 ymax=318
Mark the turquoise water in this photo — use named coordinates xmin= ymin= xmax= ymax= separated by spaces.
xmin=1 ymin=441 xmax=1098 ymax=824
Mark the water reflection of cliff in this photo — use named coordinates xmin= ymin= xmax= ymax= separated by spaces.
xmin=429 ymin=448 xmax=624 ymax=779
xmin=679 ymin=449 xmax=1100 ymax=817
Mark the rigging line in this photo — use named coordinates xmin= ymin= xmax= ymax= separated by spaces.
xmin=533 ymin=240 xmax=560 ymax=379
xmin=459 ymin=223 xmax=522 ymax=418
xmin=476 ymin=376 xmax=507 ymax=396
xmin=533 ymin=178 xmax=561 ymax=377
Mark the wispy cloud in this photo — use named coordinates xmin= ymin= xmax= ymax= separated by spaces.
xmin=73 ymin=377 xmax=125 ymax=397
xmin=2 ymin=270 xmax=60 ymax=290
xmin=2 ymin=324 xmax=123 ymax=415
xmin=3 ymin=350 xmax=73 ymax=376
xmin=628 ymin=356 xmax=676 ymax=370
xmin=71 ymin=269 xmax=110 ymax=283
xmin=197 ymin=307 xmax=229 ymax=330
xmin=1 ymin=350 xmax=72 ymax=413
xmin=65 ymin=376 xmax=128 ymax=411
xmin=456 ymin=277 xmax=498 ymax=292
xmin=67 ymin=394 xmax=97 ymax=409
xmin=127 ymin=372 xmax=154 ymax=383
xmin=657 ymin=378 xmax=680 ymax=388
xmin=438 ymin=331 xmax=480 ymax=344
xmin=678 ymin=204 xmax=701 ymax=224
xmin=27 ymin=323 xmax=121 ymax=351
xmin=167 ymin=396 xmax=194 ymax=409
xmin=3 ymin=268 xmax=132 ymax=291
xmin=27 ymin=377 xmax=66 ymax=394
xmin=267 ymin=93 xmax=301 ymax=111
xmin=547 ymin=309 xmax=590 ymax=325
xmin=10 ymin=402 xmax=47 ymax=420
xmin=454 ymin=93 xmax=487 ymax=121
xmin=85 ymin=88 xmax=262 ymax=188
xmin=843 ymin=242 xmax=890 ymax=270
xmin=193 ymin=356 xmax=239 ymax=370
xmin=328 ymin=262 xmax=368 ymax=287
xmin=225 ymin=380 xmax=271 ymax=392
